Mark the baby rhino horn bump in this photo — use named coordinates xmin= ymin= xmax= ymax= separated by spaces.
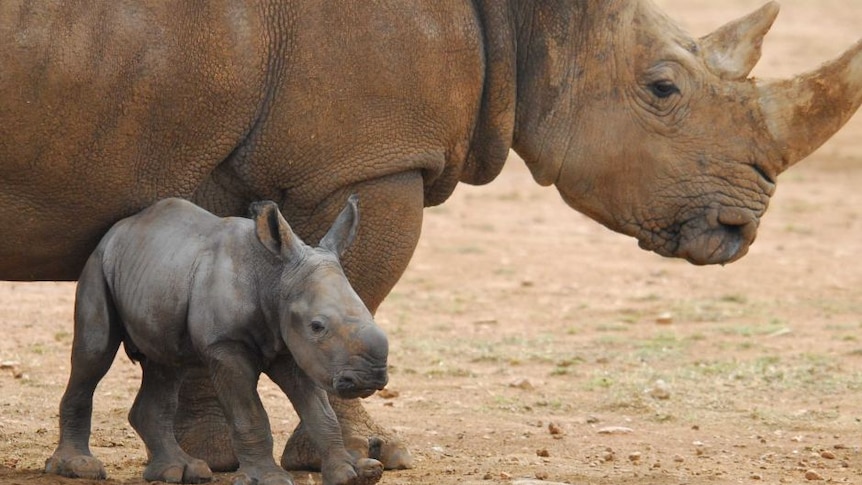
xmin=319 ymin=194 xmax=360 ymax=258
xmin=699 ymin=1 xmax=780 ymax=80
xmin=249 ymin=200 xmax=302 ymax=259
xmin=758 ymin=39 xmax=862 ymax=174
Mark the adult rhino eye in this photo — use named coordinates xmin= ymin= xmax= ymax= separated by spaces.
xmin=648 ymin=80 xmax=680 ymax=99
xmin=310 ymin=320 xmax=327 ymax=334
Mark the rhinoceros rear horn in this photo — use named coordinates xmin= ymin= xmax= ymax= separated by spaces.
xmin=249 ymin=200 xmax=303 ymax=260
xmin=319 ymin=194 xmax=360 ymax=259
xmin=699 ymin=1 xmax=780 ymax=81
xmin=757 ymin=39 xmax=862 ymax=174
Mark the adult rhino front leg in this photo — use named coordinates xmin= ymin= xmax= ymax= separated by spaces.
xmin=173 ymin=172 xmax=423 ymax=471
xmin=281 ymin=171 xmax=423 ymax=471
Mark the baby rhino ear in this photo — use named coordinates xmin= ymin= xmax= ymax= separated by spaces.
xmin=248 ymin=201 xmax=304 ymax=260
xmin=319 ymin=194 xmax=360 ymax=259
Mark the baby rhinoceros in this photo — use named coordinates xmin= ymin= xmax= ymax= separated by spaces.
xmin=46 ymin=195 xmax=388 ymax=485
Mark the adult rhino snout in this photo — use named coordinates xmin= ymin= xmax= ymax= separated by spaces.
xmin=672 ymin=206 xmax=760 ymax=266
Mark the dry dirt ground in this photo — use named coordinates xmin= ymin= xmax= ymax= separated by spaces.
xmin=2 ymin=2 xmax=862 ymax=484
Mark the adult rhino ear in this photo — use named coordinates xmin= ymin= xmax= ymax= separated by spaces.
xmin=699 ymin=2 xmax=780 ymax=80
xmin=248 ymin=201 xmax=304 ymax=260
xmin=319 ymin=194 xmax=360 ymax=259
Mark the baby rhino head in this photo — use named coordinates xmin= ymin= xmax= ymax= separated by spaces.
xmin=249 ymin=195 xmax=388 ymax=399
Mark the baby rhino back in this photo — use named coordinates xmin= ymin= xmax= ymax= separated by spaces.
xmin=97 ymin=198 xmax=254 ymax=363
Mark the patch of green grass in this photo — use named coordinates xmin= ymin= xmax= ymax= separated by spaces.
xmin=54 ymin=331 xmax=71 ymax=342
xmin=719 ymin=293 xmax=748 ymax=304
xmin=595 ymin=322 xmax=631 ymax=332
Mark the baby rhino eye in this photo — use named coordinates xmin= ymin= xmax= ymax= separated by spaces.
xmin=310 ymin=319 xmax=327 ymax=334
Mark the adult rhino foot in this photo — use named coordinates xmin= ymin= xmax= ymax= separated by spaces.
xmin=352 ymin=457 xmax=384 ymax=485
xmin=281 ymin=397 xmax=412 ymax=471
xmin=45 ymin=453 xmax=106 ymax=480
xmin=174 ymin=367 xmax=238 ymax=471
xmin=143 ymin=456 xmax=213 ymax=484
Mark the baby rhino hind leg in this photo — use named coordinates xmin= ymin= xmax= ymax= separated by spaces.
xmin=46 ymin=257 xmax=120 ymax=479
xmin=129 ymin=362 xmax=212 ymax=483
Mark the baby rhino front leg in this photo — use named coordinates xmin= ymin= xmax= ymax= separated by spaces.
xmin=266 ymin=360 xmax=383 ymax=485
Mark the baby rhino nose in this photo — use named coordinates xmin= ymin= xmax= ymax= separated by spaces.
xmin=333 ymin=367 xmax=388 ymax=399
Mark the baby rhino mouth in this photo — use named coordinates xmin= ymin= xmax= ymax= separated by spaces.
xmin=640 ymin=205 xmax=760 ymax=265
xmin=332 ymin=367 xmax=389 ymax=399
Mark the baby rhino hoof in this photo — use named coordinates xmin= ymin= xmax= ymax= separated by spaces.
xmin=324 ymin=458 xmax=383 ymax=485
xmin=45 ymin=454 xmax=107 ymax=480
xmin=231 ymin=471 xmax=295 ymax=485
xmin=143 ymin=457 xmax=213 ymax=483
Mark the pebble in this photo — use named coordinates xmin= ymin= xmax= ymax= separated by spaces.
xmin=0 ymin=361 xmax=23 ymax=378
xmin=509 ymin=378 xmax=534 ymax=391
xmin=628 ymin=452 xmax=641 ymax=463
xmin=804 ymin=469 xmax=824 ymax=481
xmin=548 ymin=422 xmax=564 ymax=436
xmin=597 ymin=426 xmax=633 ymax=435
xmin=513 ymin=480 xmax=570 ymax=485
xmin=656 ymin=312 xmax=673 ymax=324
xmin=376 ymin=388 xmax=399 ymax=399
xmin=536 ymin=448 xmax=550 ymax=458
xmin=647 ymin=379 xmax=671 ymax=400
xmin=820 ymin=450 xmax=835 ymax=460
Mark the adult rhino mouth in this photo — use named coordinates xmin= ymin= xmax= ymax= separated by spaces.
xmin=639 ymin=205 xmax=760 ymax=265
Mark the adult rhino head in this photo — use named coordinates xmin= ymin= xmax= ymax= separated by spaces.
xmin=505 ymin=1 xmax=862 ymax=265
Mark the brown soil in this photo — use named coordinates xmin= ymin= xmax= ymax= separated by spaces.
xmin=2 ymin=2 xmax=862 ymax=484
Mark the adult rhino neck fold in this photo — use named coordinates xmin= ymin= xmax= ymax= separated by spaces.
xmin=460 ymin=0 xmax=518 ymax=186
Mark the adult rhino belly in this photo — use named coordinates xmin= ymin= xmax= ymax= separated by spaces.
xmin=0 ymin=1 xmax=269 ymax=280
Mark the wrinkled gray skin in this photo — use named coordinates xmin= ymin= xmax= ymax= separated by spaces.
xmin=45 ymin=196 xmax=388 ymax=485
xmin=3 ymin=0 xmax=862 ymax=472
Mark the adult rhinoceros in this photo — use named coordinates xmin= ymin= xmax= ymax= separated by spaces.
xmin=2 ymin=0 xmax=861 ymax=473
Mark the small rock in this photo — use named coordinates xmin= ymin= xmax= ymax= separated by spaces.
xmin=0 ymin=361 xmax=23 ymax=379
xmin=602 ymin=450 xmax=614 ymax=462
xmin=751 ymin=473 xmax=762 ymax=480
xmin=585 ymin=415 xmax=600 ymax=424
xmin=509 ymin=378 xmax=534 ymax=391
xmin=597 ymin=426 xmax=633 ymax=435
xmin=536 ymin=448 xmax=550 ymax=458
xmin=647 ymin=379 xmax=671 ymax=400
xmin=548 ymin=422 xmax=564 ymax=436
xmin=672 ymin=454 xmax=684 ymax=463
xmin=500 ymin=471 xmax=513 ymax=480
xmin=655 ymin=312 xmax=673 ymax=324
xmin=804 ymin=469 xmax=824 ymax=481
xmin=534 ymin=470 xmax=549 ymax=480
xmin=628 ymin=452 xmax=641 ymax=463
xmin=820 ymin=450 xmax=835 ymax=460
xmin=376 ymin=388 xmax=399 ymax=399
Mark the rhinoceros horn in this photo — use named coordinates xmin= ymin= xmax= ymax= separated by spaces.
xmin=756 ymin=39 xmax=862 ymax=175
xmin=700 ymin=1 xmax=780 ymax=80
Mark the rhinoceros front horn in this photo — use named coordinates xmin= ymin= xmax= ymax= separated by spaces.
xmin=757 ymin=39 xmax=862 ymax=174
